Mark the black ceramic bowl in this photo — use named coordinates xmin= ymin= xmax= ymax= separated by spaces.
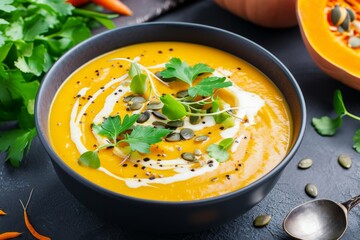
xmin=36 ymin=22 xmax=306 ymax=233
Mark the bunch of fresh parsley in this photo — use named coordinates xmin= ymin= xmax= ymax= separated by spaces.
xmin=0 ymin=0 xmax=117 ymax=167
xmin=312 ymin=89 xmax=360 ymax=152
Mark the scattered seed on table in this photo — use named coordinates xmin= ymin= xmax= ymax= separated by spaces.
xmin=253 ymin=214 xmax=271 ymax=228
xmin=305 ymin=183 xmax=318 ymax=198
xmin=338 ymin=154 xmax=352 ymax=169
xmin=298 ymin=158 xmax=313 ymax=169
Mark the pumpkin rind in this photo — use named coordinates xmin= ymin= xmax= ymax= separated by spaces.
xmin=297 ymin=0 xmax=360 ymax=90
xmin=214 ymin=0 xmax=297 ymax=28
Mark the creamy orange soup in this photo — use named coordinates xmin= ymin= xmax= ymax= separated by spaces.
xmin=49 ymin=42 xmax=292 ymax=201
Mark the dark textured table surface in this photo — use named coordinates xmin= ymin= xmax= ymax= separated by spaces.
xmin=1 ymin=0 xmax=360 ymax=239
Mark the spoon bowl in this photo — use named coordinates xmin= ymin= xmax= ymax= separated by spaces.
xmin=283 ymin=195 xmax=360 ymax=240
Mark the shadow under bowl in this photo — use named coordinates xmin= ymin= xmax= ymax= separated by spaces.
xmin=35 ymin=22 xmax=306 ymax=233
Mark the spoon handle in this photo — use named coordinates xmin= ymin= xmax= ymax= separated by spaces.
xmin=342 ymin=194 xmax=360 ymax=211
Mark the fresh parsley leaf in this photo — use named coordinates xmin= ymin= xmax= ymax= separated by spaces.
xmin=188 ymin=77 xmax=232 ymax=97
xmin=93 ymin=114 xmax=139 ymax=142
xmin=129 ymin=61 xmax=147 ymax=94
xmin=15 ymin=44 xmax=47 ymax=76
xmin=78 ymin=151 xmax=100 ymax=169
xmin=334 ymin=89 xmax=346 ymax=116
xmin=160 ymin=58 xmax=213 ymax=86
xmin=0 ymin=128 xmax=37 ymax=167
xmin=0 ymin=0 xmax=16 ymax=13
xmin=160 ymin=94 xmax=187 ymax=120
xmin=212 ymin=96 xmax=231 ymax=124
xmin=353 ymin=129 xmax=360 ymax=153
xmin=123 ymin=126 xmax=172 ymax=153
xmin=312 ymin=116 xmax=342 ymax=136
xmin=206 ymin=138 xmax=234 ymax=162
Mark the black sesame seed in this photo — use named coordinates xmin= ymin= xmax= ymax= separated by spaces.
xmin=141 ymin=166 xmax=146 ymax=170
xmin=208 ymin=132 xmax=212 ymax=134
xmin=169 ymin=48 xmax=173 ymax=51
xmin=134 ymin=164 xmax=138 ymax=167
xmin=133 ymin=174 xmax=137 ymax=178
xmin=237 ymin=67 xmax=241 ymax=70
xmin=220 ymin=126 xmax=225 ymax=130
xmin=158 ymin=50 xmax=162 ymax=54
xmin=136 ymin=160 xmax=140 ymax=162
xmin=202 ymin=121 xmax=206 ymax=124
xmin=191 ymin=169 xmax=195 ymax=172
xmin=143 ymin=157 xmax=150 ymax=162
xmin=149 ymin=176 xmax=155 ymax=180
xmin=76 ymin=94 xmax=81 ymax=98
xmin=226 ymin=175 xmax=231 ymax=180
xmin=235 ymin=168 xmax=239 ymax=171
xmin=122 ymin=164 xmax=127 ymax=167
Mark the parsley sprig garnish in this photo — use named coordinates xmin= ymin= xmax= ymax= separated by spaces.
xmin=160 ymin=58 xmax=214 ymax=86
xmin=0 ymin=0 xmax=118 ymax=167
xmin=312 ymin=90 xmax=360 ymax=152
xmin=79 ymin=114 xmax=172 ymax=168
xmin=206 ymin=138 xmax=234 ymax=162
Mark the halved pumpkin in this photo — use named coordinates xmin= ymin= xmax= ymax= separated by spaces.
xmin=297 ymin=0 xmax=360 ymax=90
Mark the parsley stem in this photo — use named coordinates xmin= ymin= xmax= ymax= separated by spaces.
xmin=96 ymin=143 xmax=115 ymax=152
xmin=187 ymin=107 xmax=240 ymax=117
xmin=346 ymin=112 xmax=360 ymax=121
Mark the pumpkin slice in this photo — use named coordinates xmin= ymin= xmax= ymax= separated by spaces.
xmin=297 ymin=0 xmax=360 ymax=90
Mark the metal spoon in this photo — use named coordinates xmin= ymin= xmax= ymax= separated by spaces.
xmin=283 ymin=195 xmax=360 ymax=240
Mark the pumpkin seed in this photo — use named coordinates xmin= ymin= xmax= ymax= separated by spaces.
xmin=176 ymin=90 xmax=189 ymax=98
xmin=165 ymin=132 xmax=181 ymax=142
xmin=137 ymin=111 xmax=150 ymax=123
xmin=194 ymin=149 xmax=202 ymax=156
xmin=194 ymin=135 xmax=209 ymax=142
xmin=298 ymin=158 xmax=313 ymax=169
xmin=338 ymin=154 xmax=352 ymax=169
xmin=153 ymin=124 xmax=165 ymax=129
xmin=180 ymin=128 xmax=195 ymax=140
xmin=155 ymin=72 xmax=176 ymax=82
xmin=181 ymin=152 xmax=196 ymax=162
xmin=352 ymin=21 xmax=360 ymax=33
xmin=131 ymin=96 xmax=146 ymax=104
xmin=152 ymin=111 xmax=167 ymax=120
xmin=305 ymin=183 xmax=318 ymax=198
xmin=190 ymin=115 xmax=202 ymax=125
xmin=346 ymin=8 xmax=356 ymax=22
xmin=348 ymin=36 xmax=360 ymax=48
xmin=331 ymin=5 xmax=342 ymax=26
xmin=152 ymin=121 xmax=166 ymax=126
xmin=166 ymin=120 xmax=184 ymax=128
xmin=146 ymin=101 xmax=163 ymax=110
xmin=123 ymin=94 xmax=135 ymax=103
xmin=130 ymin=102 xmax=143 ymax=110
xmin=340 ymin=14 xmax=351 ymax=31
xmin=253 ymin=215 xmax=271 ymax=228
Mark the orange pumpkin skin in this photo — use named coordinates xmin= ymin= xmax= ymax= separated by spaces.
xmin=214 ymin=0 xmax=297 ymax=28
xmin=297 ymin=0 xmax=360 ymax=90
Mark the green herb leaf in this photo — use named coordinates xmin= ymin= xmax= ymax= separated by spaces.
xmin=206 ymin=138 xmax=234 ymax=162
xmin=129 ymin=61 xmax=147 ymax=94
xmin=212 ymin=96 xmax=232 ymax=124
xmin=0 ymin=0 xmax=16 ymax=13
xmin=353 ymin=129 xmax=360 ymax=152
xmin=123 ymin=126 xmax=172 ymax=153
xmin=0 ymin=128 xmax=37 ymax=167
xmin=160 ymin=94 xmax=187 ymax=120
xmin=78 ymin=151 xmax=100 ymax=169
xmin=93 ymin=114 xmax=139 ymax=141
xmin=160 ymin=58 xmax=213 ymax=86
xmin=334 ymin=89 xmax=346 ymax=116
xmin=188 ymin=77 xmax=232 ymax=97
xmin=312 ymin=116 xmax=342 ymax=136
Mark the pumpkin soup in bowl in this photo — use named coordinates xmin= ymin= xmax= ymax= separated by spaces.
xmin=49 ymin=42 xmax=291 ymax=201
xmin=36 ymin=22 xmax=305 ymax=232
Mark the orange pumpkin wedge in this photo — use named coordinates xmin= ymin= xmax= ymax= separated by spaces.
xmin=297 ymin=0 xmax=360 ymax=90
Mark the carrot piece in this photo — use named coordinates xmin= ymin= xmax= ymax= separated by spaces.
xmin=0 ymin=210 xmax=6 ymax=216
xmin=0 ymin=232 xmax=22 ymax=240
xmin=92 ymin=0 xmax=133 ymax=15
xmin=19 ymin=190 xmax=51 ymax=240
xmin=67 ymin=0 xmax=92 ymax=6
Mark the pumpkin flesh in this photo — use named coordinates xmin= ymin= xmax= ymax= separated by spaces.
xmin=297 ymin=0 xmax=360 ymax=89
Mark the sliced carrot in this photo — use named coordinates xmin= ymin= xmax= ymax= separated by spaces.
xmin=67 ymin=0 xmax=92 ymax=6
xmin=92 ymin=0 xmax=133 ymax=15
xmin=0 ymin=232 xmax=22 ymax=240
xmin=19 ymin=190 xmax=51 ymax=240
xmin=0 ymin=210 xmax=6 ymax=216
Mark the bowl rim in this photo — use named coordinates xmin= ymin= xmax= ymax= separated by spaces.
xmin=35 ymin=21 xmax=306 ymax=206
